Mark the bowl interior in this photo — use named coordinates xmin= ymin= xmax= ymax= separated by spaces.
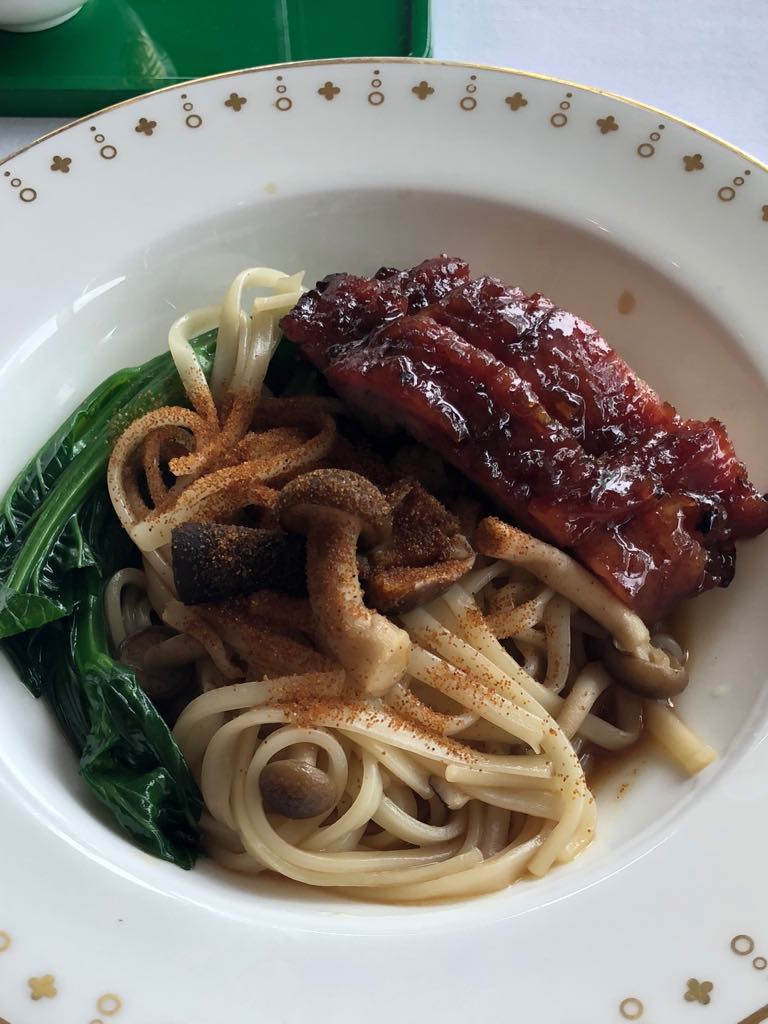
xmin=1 ymin=187 xmax=767 ymax=923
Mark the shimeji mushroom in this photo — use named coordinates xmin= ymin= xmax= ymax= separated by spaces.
xmin=259 ymin=759 xmax=337 ymax=820
xmin=171 ymin=522 xmax=307 ymax=605
xmin=277 ymin=469 xmax=412 ymax=695
xmin=602 ymin=642 xmax=688 ymax=699
xmin=476 ymin=517 xmax=689 ymax=699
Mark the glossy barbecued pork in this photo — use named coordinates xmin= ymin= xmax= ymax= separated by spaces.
xmin=281 ymin=257 xmax=768 ymax=621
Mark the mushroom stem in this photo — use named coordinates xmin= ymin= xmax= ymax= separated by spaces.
xmin=307 ymin=516 xmax=411 ymax=696
xmin=285 ymin=742 xmax=318 ymax=766
xmin=476 ymin=517 xmax=650 ymax=655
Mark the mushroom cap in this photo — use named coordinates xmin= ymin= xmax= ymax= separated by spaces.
xmin=277 ymin=469 xmax=392 ymax=547
xmin=366 ymin=551 xmax=476 ymax=612
xmin=259 ymin=758 xmax=337 ymax=819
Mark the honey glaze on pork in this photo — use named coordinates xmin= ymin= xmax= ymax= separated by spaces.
xmin=281 ymin=256 xmax=768 ymax=621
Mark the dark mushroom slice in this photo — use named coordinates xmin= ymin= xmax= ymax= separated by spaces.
xmin=372 ymin=479 xmax=467 ymax=569
xmin=602 ymin=642 xmax=689 ymax=699
xmin=259 ymin=759 xmax=337 ymax=819
xmin=118 ymin=626 xmax=197 ymax=701
xmin=366 ymin=551 xmax=476 ymax=612
xmin=171 ymin=523 xmax=307 ymax=605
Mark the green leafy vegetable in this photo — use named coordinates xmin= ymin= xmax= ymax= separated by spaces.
xmin=0 ymin=334 xmax=217 ymax=866
xmin=0 ymin=332 xmax=216 ymax=641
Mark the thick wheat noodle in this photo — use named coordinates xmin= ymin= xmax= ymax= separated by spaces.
xmin=102 ymin=264 xmax=718 ymax=903
xmin=107 ymin=406 xmax=211 ymax=534
xmin=170 ymin=272 xmax=303 ymax=476
xmin=142 ymin=556 xmax=177 ymax=619
xmin=557 ymin=663 xmax=612 ymax=739
xmin=644 ymin=700 xmax=717 ymax=773
xmin=361 ymin=830 xmax=550 ymax=902
xmin=300 ymin=750 xmax=383 ymax=852
xmin=142 ymin=425 xmax=194 ymax=507
xmin=387 ymin=681 xmax=479 ymax=737
xmin=104 ymin=568 xmax=148 ymax=648
xmin=194 ymin=609 xmax=336 ymax=677
xmin=486 ymin=584 xmax=554 ymax=638
xmin=481 ymin=804 xmax=513 ymax=859
xmin=430 ymin=776 xmax=470 ymax=810
xmin=132 ymin=408 xmax=335 ymax=551
xmin=215 ymin=713 xmax=484 ymax=886
xmin=476 ymin=519 xmax=652 ymax=654
xmin=424 ymin=590 xmax=641 ymax=750
xmin=543 ymin=595 xmax=572 ymax=693
xmin=450 ymin=782 xmax=560 ymax=819
xmin=444 ymin=763 xmax=555 ymax=787
xmin=344 ymin=733 xmax=435 ymax=799
xmin=401 ymin=621 xmax=587 ymax=875
xmin=372 ymin=795 xmax=467 ymax=845
xmin=177 ymin=687 xmax=551 ymax=781
xmin=162 ymin=600 xmax=242 ymax=680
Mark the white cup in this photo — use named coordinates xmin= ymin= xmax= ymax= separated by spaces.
xmin=0 ymin=0 xmax=87 ymax=32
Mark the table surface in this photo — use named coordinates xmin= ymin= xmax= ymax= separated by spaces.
xmin=1 ymin=0 xmax=766 ymax=163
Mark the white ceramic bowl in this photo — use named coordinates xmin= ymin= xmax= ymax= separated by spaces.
xmin=1 ymin=59 xmax=767 ymax=1023
xmin=0 ymin=0 xmax=84 ymax=32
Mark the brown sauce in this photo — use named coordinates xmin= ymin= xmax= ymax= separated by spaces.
xmin=584 ymin=731 xmax=658 ymax=800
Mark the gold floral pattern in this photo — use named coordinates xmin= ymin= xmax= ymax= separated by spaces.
xmin=684 ymin=978 xmax=713 ymax=1004
xmin=224 ymin=92 xmax=247 ymax=111
xmin=50 ymin=155 xmax=71 ymax=173
xmin=412 ymin=80 xmax=434 ymax=100
xmin=0 ymin=931 xmax=11 ymax=952
xmin=505 ymin=91 xmax=527 ymax=111
xmin=317 ymin=81 xmax=340 ymax=101
xmin=0 ymin=65 xmax=764 ymax=221
xmin=597 ymin=115 xmax=618 ymax=134
xmin=134 ymin=118 xmax=156 ymax=136
xmin=28 ymin=974 xmax=57 ymax=1000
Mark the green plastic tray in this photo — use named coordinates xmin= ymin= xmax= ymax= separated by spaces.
xmin=0 ymin=0 xmax=430 ymax=116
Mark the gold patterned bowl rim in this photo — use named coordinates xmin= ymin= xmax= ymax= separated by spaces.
xmin=1 ymin=56 xmax=766 ymax=174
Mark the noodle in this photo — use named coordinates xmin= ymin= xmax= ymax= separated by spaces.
xmin=99 ymin=264 xmax=717 ymax=902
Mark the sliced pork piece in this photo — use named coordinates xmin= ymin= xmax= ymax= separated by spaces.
xmin=281 ymin=260 xmax=768 ymax=621
xmin=284 ymin=255 xmax=469 ymax=366
xmin=428 ymin=274 xmax=677 ymax=454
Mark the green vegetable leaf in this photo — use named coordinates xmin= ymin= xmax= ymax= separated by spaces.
xmin=0 ymin=332 xmax=216 ymax=640
xmin=0 ymin=335 xmax=217 ymax=866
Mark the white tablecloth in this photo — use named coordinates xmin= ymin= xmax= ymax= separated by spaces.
xmin=1 ymin=0 xmax=766 ymax=162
